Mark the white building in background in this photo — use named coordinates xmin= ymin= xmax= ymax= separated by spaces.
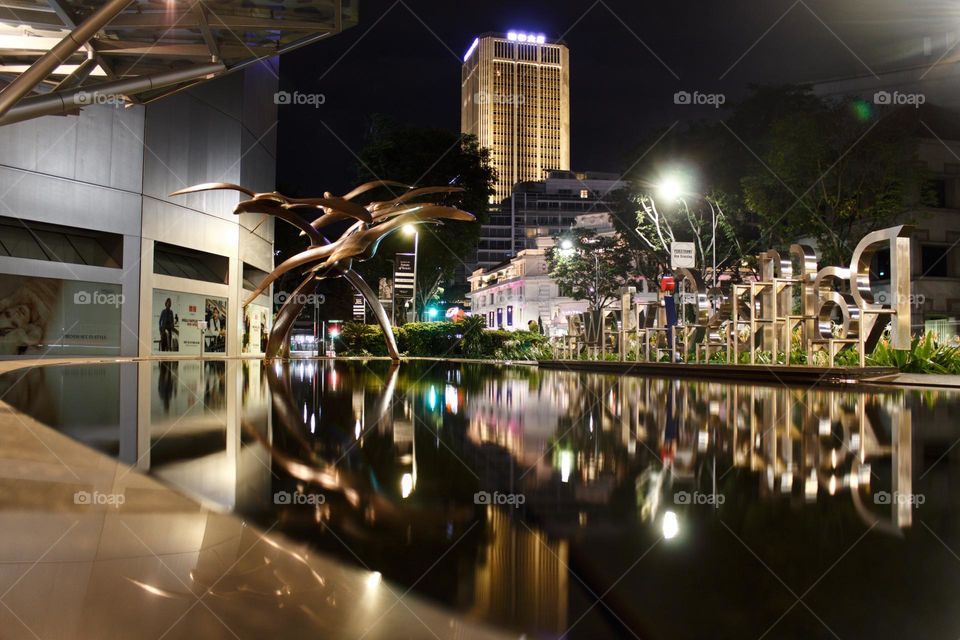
xmin=467 ymin=199 xmax=619 ymax=336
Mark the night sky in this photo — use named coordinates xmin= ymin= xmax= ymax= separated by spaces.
xmin=276 ymin=0 xmax=954 ymax=195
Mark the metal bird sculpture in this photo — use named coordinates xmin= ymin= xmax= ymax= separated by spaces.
xmin=170 ymin=180 xmax=474 ymax=360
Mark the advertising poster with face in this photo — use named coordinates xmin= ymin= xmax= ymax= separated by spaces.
xmin=0 ymin=275 xmax=122 ymax=356
xmin=204 ymin=297 xmax=227 ymax=353
xmin=153 ymin=289 xmax=226 ymax=355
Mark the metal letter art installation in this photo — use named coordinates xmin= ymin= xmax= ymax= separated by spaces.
xmin=171 ymin=181 xmax=474 ymax=360
xmin=560 ymin=225 xmax=914 ymax=367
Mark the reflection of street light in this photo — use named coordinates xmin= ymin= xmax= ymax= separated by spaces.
xmin=662 ymin=510 xmax=679 ymax=540
xmin=403 ymin=224 xmax=419 ymax=322
xmin=401 ymin=472 xmax=413 ymax=498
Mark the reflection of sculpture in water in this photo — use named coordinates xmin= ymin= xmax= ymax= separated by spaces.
xmin=171 ymin=181 xmax=475 ymax=360
xmin=0 ymin=278 xmax=57 ymax=354
xmin=625 ymin=378 xmax=917 ymax=534
xmin=241 ymin=361 xmax=475 ymax=533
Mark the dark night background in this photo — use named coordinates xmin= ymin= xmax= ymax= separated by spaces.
xmin=275 ymin=0 xmax=952 ymax=196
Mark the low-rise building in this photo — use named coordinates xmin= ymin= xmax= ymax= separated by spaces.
xmin=467 ymin=206 xmax=620 ymax=335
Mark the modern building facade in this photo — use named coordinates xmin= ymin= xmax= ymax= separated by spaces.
xmin=473 ymin=169 xmax=624 ymax=270
xmin=0 ymin=65 xmax=279 ymax=357
xmin=0 ymin=0 xmax=358 ymax=358
xmin=461 ymin=31 xmax=570 ymax=206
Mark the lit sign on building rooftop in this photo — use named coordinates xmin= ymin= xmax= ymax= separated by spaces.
xmin=506 ymin=31 xmax=546 ymax=44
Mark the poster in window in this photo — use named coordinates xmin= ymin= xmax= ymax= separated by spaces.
xmin=0 ymin=274 xmax=121 ymax=356
xmin=204 ymin=297 xmax=227 ymax=353
xmin=153 ymin=289 xmax=227 ymax=355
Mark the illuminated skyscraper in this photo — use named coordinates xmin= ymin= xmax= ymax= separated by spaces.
xmin=461 ymin=31 xmax=571 ymax=205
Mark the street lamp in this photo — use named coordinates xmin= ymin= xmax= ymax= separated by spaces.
xmin=657 ymin=175 xmax=685 ymax=202
xmin=655 ymin=173 xmax=718 ymax=288
xmin=403 ymin=224 xmax=419 ymax=322
xmin=559 ymin=235 xmax=601 ymax=311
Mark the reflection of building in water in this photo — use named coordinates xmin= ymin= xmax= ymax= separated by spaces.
xmin=140 ymin=360 xmax=272 ymax=512
xmin=467 ymin=506 xmax=568 ymax=633
xmin=467 ymin=372 xmax=577 ymax=481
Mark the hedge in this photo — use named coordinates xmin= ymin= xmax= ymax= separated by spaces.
xmin=336 ymin=318 xmax=552 ymax=360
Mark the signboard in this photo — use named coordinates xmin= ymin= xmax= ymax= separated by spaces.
xmin=394 ymin=252 xmax=415 ymax=322
xmin=569 ymin=225 xmax=915 ymax=363
xmin=671 ymin=242 xmax=696 ymax=269
xmin=394 ymin=253 xmax=415 ymax=294
xmin=152 ymin=289 xmax=228 ymax=355
xmin=352 ymin=294 xmax=366 ymax=322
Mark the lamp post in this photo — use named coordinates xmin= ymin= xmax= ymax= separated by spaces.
xmin=656 ymin=175 xmax=718 ymax=288
xmin=403 ymin=224 xmax=419 ymax=322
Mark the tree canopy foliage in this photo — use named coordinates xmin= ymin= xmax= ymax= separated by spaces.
xmin=545 ymin=229 xmax=634 ymax=310
xmin=353 ymin=115 xmax=496 ymax=307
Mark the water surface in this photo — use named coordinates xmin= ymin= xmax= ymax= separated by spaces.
xmin=3 ymin=359 xmax=959 ymax=639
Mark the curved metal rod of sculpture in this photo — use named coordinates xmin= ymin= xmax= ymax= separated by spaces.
xmin=170 ymin=181 xmax=474 ymax=361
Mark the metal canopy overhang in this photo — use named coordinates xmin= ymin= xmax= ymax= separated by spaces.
xmin=0 ymin=0 xmax=357 ymax=124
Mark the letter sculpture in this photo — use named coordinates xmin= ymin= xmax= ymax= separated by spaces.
xmin=170 ymin=181 xmax=475 ymax=360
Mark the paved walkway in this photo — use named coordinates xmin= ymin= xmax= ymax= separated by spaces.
xmin=862 ymin=372 xmax=960 ymax=389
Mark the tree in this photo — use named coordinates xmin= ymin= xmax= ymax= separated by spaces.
xmin=629 ymin=190 xmax=751 ymax=284
xmin=545 ymin=229 xmax=632 ymax=311
xmin=741 ymin=98 xmax=931 ymax=266
xmin=614 ymin=84 xmax=932 ymax=273
xmin=353 ymin=115 xmax=495 ymax=313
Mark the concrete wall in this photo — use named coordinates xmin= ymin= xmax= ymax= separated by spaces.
xmin=0 ymin=103 xmax=145 ymax=356
xmin=0 ymin=62 xmax=278 ymax=358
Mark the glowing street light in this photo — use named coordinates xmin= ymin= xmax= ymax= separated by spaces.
xmin=657 ymin=175 xmax=686 ymax=202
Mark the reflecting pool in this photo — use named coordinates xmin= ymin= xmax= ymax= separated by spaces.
xmin=3 ymin=359 xmax=960 ymax=638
